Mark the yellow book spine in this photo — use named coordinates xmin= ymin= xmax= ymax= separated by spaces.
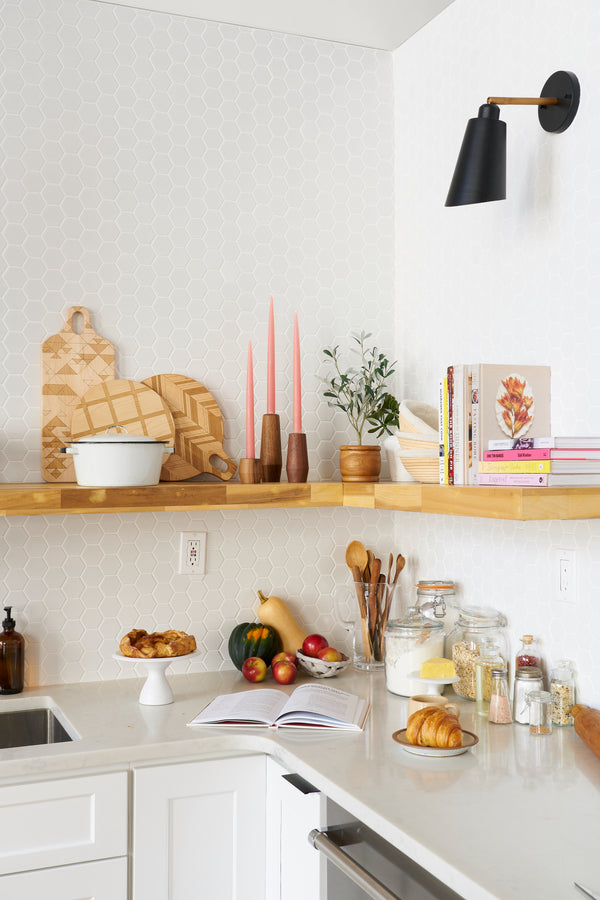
xmin=478 ymin=459 xmax=551 ymax=473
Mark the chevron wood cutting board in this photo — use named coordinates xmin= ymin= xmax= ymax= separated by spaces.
xmin=142 ymin=374 xmax=237 ymax=481
xmin=70 ymin=380 xmax=176 ymax=447
xmin=41 ymin=307 xmax=116 ymax=482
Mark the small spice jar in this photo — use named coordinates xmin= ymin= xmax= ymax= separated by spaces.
xmin=475 ymin=642 xmax=504 ymax=717
xmin=528 ymin=690 xmax=553 ymax=735
xmin=515 ymin=634 xmax=541 ymax=670
xmin=550 ymin=659 xmax=575 ymax=726
xmin=513 ymin=666 xmax=544 ymax=724
xmin=488 ymin=667 xmax=512 ymax=724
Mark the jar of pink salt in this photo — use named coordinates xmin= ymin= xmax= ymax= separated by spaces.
xmin=488 ymin=667 xmax=512 ymax=724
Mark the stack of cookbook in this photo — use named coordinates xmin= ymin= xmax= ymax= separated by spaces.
xmin=439 ymin=363 xmax=551 ymax=485
xmin=479 ymin=437 xmax=600 ymax=487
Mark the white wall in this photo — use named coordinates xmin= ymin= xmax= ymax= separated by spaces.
xmin=393 ymin=0 xmax=600 ymax=704
xmin=3 ymin=0 xmax=600 ymax=709
xmin=0 ymin=0 xmax=397 ymax=685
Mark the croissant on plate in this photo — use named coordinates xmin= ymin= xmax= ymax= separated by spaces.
xmin=405 ymin=706 xmax=463 ymax=749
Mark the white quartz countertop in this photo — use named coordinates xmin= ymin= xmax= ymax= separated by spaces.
xmin=1 ymin=667 xmax=598 ymax=900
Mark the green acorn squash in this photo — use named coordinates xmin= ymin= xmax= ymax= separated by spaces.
xmin=228 ymin=622 xmax=282 ymax=671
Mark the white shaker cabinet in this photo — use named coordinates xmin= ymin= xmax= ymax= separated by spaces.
xmin=132 ymin=754 xmax=266 ymax=900
xmin=266 ymin=757 xmax=327 ymax=900
xmin=0 ymin=857 xmax=127 ymax=900
xmin=0 ymin=770 xmax=128 ymax=899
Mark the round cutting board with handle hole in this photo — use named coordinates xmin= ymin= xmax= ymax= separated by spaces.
xmin=70 ymin=380 xmax=176 ymax=449
xmin=142 ymin=374 xmax=237 ymax=481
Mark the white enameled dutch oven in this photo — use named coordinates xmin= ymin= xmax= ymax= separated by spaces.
xmin=61 ymin=427 xmax=174 ymax=487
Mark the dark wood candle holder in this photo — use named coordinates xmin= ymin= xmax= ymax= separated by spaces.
xmin=239 ymin=458 xmax=262 ymax=484
xmin=286 ymin=433 xmax=308 ymax=483
xmin=260 ymin=413 xmax=282 ymax=482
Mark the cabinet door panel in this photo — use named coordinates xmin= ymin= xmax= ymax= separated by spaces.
xmin=266 ymin=758 xmax=326 ymax=900
xmin=0 ymin=857 xmax=127 ymax=900
xmin=0 ymin=771 xmax=128 ymax=875
xmin=133 ymin=755 xmax=265 ymax=900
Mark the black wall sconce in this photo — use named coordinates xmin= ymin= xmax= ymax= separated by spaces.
xmin=445 ymin=70 xmax=580 ymax=207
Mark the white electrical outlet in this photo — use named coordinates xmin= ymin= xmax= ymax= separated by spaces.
xmin=179 ymin=532 xmax=207 ymax=575
xmin=555 ymin=548 xmax=576 ymax=604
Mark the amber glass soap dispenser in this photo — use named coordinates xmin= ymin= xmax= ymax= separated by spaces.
xmin=0 ymin=607 xmax=24 ymax=694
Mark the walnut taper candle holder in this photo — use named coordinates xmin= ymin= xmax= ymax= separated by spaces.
xmin=260 ymin=413 xmax=282 ymax=482
xmin=239 ymin=458 xmax=262 ymax=484
xmin=286 ymin=433 xmax=308 ymax=483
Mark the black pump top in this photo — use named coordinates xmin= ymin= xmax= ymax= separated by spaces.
xmin=3 ymin=608 xmax=15 ymax=630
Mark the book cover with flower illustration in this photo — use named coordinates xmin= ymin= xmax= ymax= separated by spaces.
xmin=474 ymin=364 xmax=551 ymax=463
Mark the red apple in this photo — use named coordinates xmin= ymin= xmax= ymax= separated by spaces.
xmin=242 ymin=657 xmax=268 ymax=682
xmin=317 ymin=647 xmax=343 ymax=662
xmin=272 ymin=660 xmax=297 ymax=684
xmin=271 ymin=651 xmax=297 ymax=668
xmin=302 ymin=634 xmax=329 ymax=658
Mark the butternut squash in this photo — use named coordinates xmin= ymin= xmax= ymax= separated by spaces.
xmin=573 ymin=704 xmax=600 ymax=760
xmin=256 ymin=590 xmax=308 ymax=655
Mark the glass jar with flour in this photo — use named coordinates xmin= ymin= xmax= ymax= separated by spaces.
xmin=384 ymin=607 xmax=445 ymax=696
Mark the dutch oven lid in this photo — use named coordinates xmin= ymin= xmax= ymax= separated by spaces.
xmin=69 ymin=426 xmax=169 ymax=445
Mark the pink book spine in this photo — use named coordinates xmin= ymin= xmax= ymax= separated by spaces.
xmin=477 ymin=473 xmax=547 ymax=486
xmin=483 ymin=449 xmax=550 ymax=461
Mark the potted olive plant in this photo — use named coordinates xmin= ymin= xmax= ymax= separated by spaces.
xmin=322 ymin=333 xmax=398 ymax=482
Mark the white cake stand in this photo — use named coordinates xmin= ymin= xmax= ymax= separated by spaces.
xmin=113 ymin=651 xmax=198 ymax=706
xmin=408 ymin=672 xmax=460 ymax=696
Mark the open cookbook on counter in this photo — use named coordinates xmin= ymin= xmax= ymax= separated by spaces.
xmin=188 ymin=682 xmax=370 ymax=731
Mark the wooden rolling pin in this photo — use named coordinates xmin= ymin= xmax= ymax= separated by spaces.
xmin=573 ymin=705 xmax=600 ymax=760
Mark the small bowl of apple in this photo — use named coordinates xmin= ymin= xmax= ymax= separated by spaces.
xmin=296 ymin=634 xmax=350 ymax=678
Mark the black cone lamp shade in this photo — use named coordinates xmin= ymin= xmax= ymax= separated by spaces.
xmin=445 ymin=104 xmax=506 ymax=207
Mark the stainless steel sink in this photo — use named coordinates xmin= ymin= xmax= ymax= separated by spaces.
xmin=0 ymin=707 xmax=75 ymax=749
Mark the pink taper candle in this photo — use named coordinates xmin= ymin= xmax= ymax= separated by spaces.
xmin=267 ymin=296 xmax=275 ymax=414
xmin=246 ymin=341 xmax=255 ymax=458
xmin=293 ymin=313 xmax=302 ymax=433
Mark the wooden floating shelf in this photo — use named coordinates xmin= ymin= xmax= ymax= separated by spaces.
xmin=1 ymin=481 xmax=600 ymax=520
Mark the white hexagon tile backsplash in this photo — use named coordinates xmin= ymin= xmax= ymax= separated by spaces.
xmin=0 ymin=0 xmax=396 ymax=685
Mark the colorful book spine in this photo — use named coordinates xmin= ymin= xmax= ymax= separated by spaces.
xmin=443 ymin=375 xmax=449 ymax=484
xmin=478 ymin=460 xmax=550 ymax=474
xmin=488 ymin=437 xmax=554 ymax=450
xmin=469 ymin=364 xmax=480 ymax=485
xmin=447 ymin=365 xmax=454 ymax=485
xmin=438 ymin=379 xmax=445 ymax=485
xmin=477 ymin=473 xmax=547 ymax=486
xmin=484 ymin=449 xmax=551 ymax=461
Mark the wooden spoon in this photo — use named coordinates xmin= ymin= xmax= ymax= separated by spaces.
xmin=368 ymin=557 xmax=382 ymax=640
xmin=365 ymin=549 xmax=375 ymax=583
xmin=345 ymin=541 xmax=368 ymax=579
xmin=381 ymin=553 xmax=406 ymax=634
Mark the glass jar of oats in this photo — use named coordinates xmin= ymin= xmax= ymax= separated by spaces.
xmin=446 ymin=605 xmax=508 ymax=701
xmin=550 ymin=659 xmax=575 ymax=726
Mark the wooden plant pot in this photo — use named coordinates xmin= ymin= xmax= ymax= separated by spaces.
xmin=339 ymin=445 xmax=381 ymax=483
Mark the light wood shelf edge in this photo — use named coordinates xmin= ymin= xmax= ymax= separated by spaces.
xmin=0 ymin=481 xmax=599 ymax=520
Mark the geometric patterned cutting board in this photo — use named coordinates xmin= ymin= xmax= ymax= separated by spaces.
xmin=142 ymin=374 xmax=237 ymax=481
xmin=41 ymin=307 xmax=115 ymax=482
xmin=70 ymin=379 xmax=176 ymax=446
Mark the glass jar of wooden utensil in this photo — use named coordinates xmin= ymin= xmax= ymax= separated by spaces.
xmin=335 ymin=579 xmax=398 ymax=671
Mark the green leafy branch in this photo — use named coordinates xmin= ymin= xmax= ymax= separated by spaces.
xmin=322 ymin=333 xmax=398 ymax=445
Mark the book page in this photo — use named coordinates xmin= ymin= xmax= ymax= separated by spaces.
xmin=189 ymin=688 xmax=287 ymax=726
xmin=276 ymin=683 xmax=367 ymax=727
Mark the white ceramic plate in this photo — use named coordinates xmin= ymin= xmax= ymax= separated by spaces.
xmin=392 ymin=728 xmax=478 ymax=757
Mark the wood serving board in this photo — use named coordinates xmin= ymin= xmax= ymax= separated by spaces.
xmin=41 ymin=307 xmax=116 ymax=482
xmin=70 ymin=379 xmax=176 ymax=445
xmin=142 ymin=374 xmax=237 ymax=481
